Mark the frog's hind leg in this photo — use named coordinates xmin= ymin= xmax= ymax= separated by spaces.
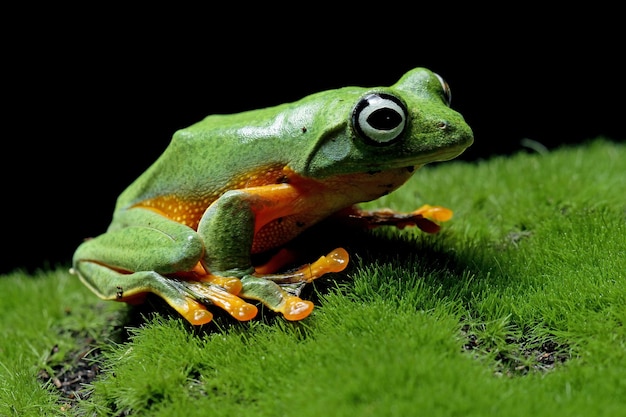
xmin=72 ymin=261 xmax=257 ymax=325
xmin=72 ymin=261 xmax=214 ymax=325
xmin=240 ymin=248 xmax=350 ymax=321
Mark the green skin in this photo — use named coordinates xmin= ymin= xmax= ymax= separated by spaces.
xmin=71 ymin=67 xmax=474 ymax=324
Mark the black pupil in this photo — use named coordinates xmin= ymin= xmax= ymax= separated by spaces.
xmin=367 ymin=108 xmax=402 ymax=131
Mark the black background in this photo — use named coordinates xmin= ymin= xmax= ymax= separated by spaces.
xmin=3 ymin=7 xmax=624 ymax=274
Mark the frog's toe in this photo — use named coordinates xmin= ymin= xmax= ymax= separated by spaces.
xmin=255 ymin=248 xmax=350 ymax=285
xmin=175 ymin=297 xmax=214 ymax=325
xmin=198 ymin=274 xmax=243 ymax=295
xmin=209 ymin=286 xmax=259 ymax=321
xmin=280 ymin=296 xmax=314 ymax=321
xmin=306 ymin=247 xmax=349 ymax=281
xmin=413 ymin=204 xmax=453 ymax=222
xmin=180 ymin=280 xmax=258 ymax=321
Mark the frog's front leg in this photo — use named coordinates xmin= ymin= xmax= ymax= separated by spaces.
xmin=197 ymin=186 xmax=348 ymax=320
xmin=338 ymin=204 xmax=454 ymax=233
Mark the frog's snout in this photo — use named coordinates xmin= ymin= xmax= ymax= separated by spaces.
xmin=437 ymin=117 xmax=474 ymax=150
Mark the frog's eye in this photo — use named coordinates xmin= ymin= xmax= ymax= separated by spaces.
xmin=434 ymin=73 xmax=452 ymax=107
xmin=352 ymin=93 xmax=407 ymax=146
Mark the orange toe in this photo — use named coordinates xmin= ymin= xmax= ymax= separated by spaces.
xmin=208 ymin=286 xmax=258 ymax=321
xmin=179 ymin=298 xmax=214 ymax=325
xmin=282 ymin=297 xmax=314 ymax=321
xmin=415 ymin=205 xmax=453 ymax=222
xmin=304 ymin=248 xmax=349 ymax=281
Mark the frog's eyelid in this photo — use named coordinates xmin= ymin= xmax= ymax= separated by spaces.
xmin=433 ymin=73 xmax=452 ymax=107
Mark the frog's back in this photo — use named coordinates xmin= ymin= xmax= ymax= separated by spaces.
xmin=114 ymin=87 xmax=362 ymax=216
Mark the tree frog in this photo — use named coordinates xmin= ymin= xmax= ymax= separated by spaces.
xmin=71 ymin=67 xmax=473 ymax=326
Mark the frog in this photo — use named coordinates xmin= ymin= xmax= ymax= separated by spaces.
xmin=70 ymin=67 xmax=473 ymax=326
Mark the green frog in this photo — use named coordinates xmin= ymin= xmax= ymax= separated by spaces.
xmin=71 ymin=67 xmax=473 ymax=325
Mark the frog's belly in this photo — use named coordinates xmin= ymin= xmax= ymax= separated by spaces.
xmin=251 ymin=213 xmax=327 ymax=254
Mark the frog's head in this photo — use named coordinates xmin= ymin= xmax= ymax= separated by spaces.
xmin=300 ymin=67 xmax=474 ymax=178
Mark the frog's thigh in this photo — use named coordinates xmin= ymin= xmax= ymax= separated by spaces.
xmin=239 ymin=276 xmax=314 ymax=321
xmin=74 ymin=221 xmax=203 ymax=275
xmin=74 ymin=260 xmax=213 ymax=325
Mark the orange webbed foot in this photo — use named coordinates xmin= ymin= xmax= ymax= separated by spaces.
xmin=186 ymin=281 xmax=258 ymax=321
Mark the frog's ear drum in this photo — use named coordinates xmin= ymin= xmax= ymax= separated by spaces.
xmin=352 ymin=93 xmax=408 ymax=146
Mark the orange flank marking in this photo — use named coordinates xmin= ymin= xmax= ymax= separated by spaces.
xmin=134 ymin=164 xmax=288 ymax=230
xmin=135 ymin=195 xmax=212 ymax=230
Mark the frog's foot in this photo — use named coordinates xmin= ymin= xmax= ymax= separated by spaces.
xmin=141 ymin=278 xmax=257 ymax=325
xmin=71 ymin=262 xmax=218 ymax=326
xmin=168 ymin=262 xmax=262 ymax=321
xmin=238 ymin=248 xmax=349 ymax=321
xmin=346 ymin=204 xmax=453 ymax=233
xmin=178 ymin=280 xmax=258 ymax=322
xmin=239 ymin=276 xmax=315 ymax=321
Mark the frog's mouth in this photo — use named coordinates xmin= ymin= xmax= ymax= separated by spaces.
xmin=414 ymin=144 xmax=470 ymax=164
xmin=372 ymin=140 xmax=472 ymax=171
